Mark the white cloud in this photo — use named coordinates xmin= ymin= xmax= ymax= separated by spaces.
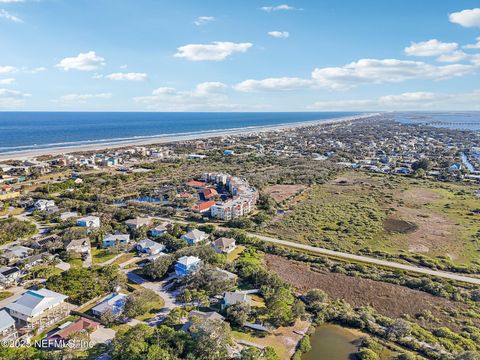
xmin=56 ymin=51 xmax=105 ymax=71
xmin=0 ymin=88 xmax=30 ymax=107
xmin=0 ymin=9 xmax=23 ymax=23
xmin=0 ymin=78 xmax=15 ymax=85
xmin=234 ymin=57 xmax=479 ymax=93
xmin=234 ymin=77 xmax=313 ymax=92
xmin=58 ymin=93 xmax=112 ymax=103
xmin=464 ymin=36 xmax=480 ymax=49
xmin=404 ymin=39 xmax=458 ymax=57
xmin=21 ymin=66 xmax=47 ymax=74
xmin=174 ymin=41 xmax=252 ymax=61
xmin=436 ymin=51 xmax=468 ymax=63
xmin=0 ymin=65 xmax=17 ymax=74
xmin=134 ymin=82 xmax=234 ymax=110
xmin=194 ymin=16 xmax=214 ymax=26
xmin=195 ymin=81 xmax=227 ymax=95
xmin=268 ymin=31 xmax=289 ymax=38
xmin=308 ymin=90 xmax=480 ymax=111
xmin=311 ymin=58 xmax=477 ymax=90
xmin=449 ymin=8 xmax=480 ymax=28
xmin=260 ymin=4 xmax=300 ymax=12
xmin=105 ymin=72 xmax=148 ymax=81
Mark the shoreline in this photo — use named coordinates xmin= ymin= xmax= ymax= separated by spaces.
xmin=0 ymin=113 xmax=379 ymax=161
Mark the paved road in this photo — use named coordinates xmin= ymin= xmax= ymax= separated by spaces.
xmin=248 ymin=233 xmax=480 ymax=286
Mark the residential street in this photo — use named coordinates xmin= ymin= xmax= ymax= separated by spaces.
xmin=126 ymin=270 xmax=179 ymax=323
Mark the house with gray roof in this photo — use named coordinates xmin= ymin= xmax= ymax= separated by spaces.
xmin=221 ymin=291 xmax=251 ymax=310
xmin=181 ymin=229 xmax=209 ymax=245
xmin=0 ymin=309 xmax=18 ymax=342
xmin=6 ymin=288 xmax=69 ymax=331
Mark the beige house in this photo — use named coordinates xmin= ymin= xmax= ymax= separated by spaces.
xmin=6 ymin=289 xmax=69 ymax=332
xmin=212 ymin=237 xmax=236 ymax=254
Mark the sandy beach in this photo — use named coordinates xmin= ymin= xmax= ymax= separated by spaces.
xmin=0 ymin=113 xmax=379 ymax=162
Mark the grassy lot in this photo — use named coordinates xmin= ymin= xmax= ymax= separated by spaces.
xmin=250 ymin=294 xmax=266 ymax=308
xmin=111 ymin=252 xmax=137 ymax=266
xmin=264 ymin=171 xmax=480 ymax=266
xmin=91 ymin=248 xmax=119 ymax=264
xmin=0 ymin=291 xmax=13 ymax=301
xmin=68 ymin=258 xmax=84 ymax=268
xmin=135 ymin=297 xmax=165 ymax=321
xmin=227 ymin=245 xmax=246 ymax=263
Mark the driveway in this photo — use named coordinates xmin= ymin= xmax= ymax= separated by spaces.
xmin=55 ymin=260 xmax=71 ymax=271
xmin=82 ymin=252 xmax=93 ymax=268
xmin=90 ymin=326 xmax=116 ymax=345
xmin=126 ymin=271 xmax=179 ymax=316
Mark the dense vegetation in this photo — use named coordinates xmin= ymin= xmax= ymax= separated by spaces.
xmin=45 ymin=265 xmax=125 ymax=304
xmin=0 ymin=217 xmax=37 ymax=244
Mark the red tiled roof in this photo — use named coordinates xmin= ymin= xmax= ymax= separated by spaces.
xmin=186 ymin=180 xmax=207 ymax=188
xmin=49 ymin=318 xmax=99 ymax=340
xmin=202 ymin=188 xmax=218 ymax=199
xmin=192 ymin=200 xmax=216 ymax=212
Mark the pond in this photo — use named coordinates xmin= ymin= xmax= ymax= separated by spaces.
xmin=303 ymin=324 xmax=363 ymax=360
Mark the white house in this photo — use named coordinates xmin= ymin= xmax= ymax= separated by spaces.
xmin=136 ymin=239 xmax=165 ymax=256
xmin=0 ymin=310 xmax=18 ymax=342
xmin=34 ymin=199 xmax=56 ymax=211
xmin=65 ymin=238 xmax=91 ymax=255
xmin=76 ymin=216 xmax=100 ymax=228
xmin=0 ymin=266 xmax=22 ymax=288
xmin=92 ymin=293 xmax=127 ymax=317
xmin=6 ymin=289 xmax=69 ymax=331
xmin=125 ymin=217 xmax=152 ymax=231
xmin=221 ymin=291 xmax=251 ymax=310
xmin=60 ymin=211 xmax=78 ymax=221
xmin=181 ymin=229 xmax=209 ymax=245
xmin=212 ymin=237 xmax=236 ymax=254
xmin=148 ymin=222 xmax=170 ymax=237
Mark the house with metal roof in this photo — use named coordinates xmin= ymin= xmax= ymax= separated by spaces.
xmin=5 ymin=288 xmax=69 ymax=331
xmin=91 ymin=293 xmax=127 ymax=317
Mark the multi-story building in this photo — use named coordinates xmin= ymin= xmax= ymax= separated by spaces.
xmin=202 ymin=172 xmax=258 ymax=220
xmin=6 ymin=289 xmax=69 ymax=332
xmin=0 ymin=310 xmax=18 ymax=343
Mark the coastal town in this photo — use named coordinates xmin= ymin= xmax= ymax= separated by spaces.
xmin=0 ymin=113 xmax=480 ymax=360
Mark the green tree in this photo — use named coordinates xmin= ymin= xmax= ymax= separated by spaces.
xmin=226 ymin=303 xmax=251 ymax=326
xmin=143 ymin=255 xmax=174 ymax=280
xmin=123 ymin=288 xmax=161 ymax=318
xmin=358 ymin=348 xmax=380 ymax=360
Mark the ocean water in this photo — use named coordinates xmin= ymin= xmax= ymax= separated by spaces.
xmin=393 ymin=112 xmax=480 ymax=131
xmin=0 ymin=112 xmax=358 ymax=154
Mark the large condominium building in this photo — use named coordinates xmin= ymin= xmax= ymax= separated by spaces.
xmin=211 ymin=197 xmax=255 ymax=221
xmin=203 ymin=172 xmax=258 ymax=220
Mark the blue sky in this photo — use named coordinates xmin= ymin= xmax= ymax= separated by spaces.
xmin=1 ymin=0 xmax=480 ymax=111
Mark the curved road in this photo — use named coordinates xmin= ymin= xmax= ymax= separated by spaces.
xmin=145 ymin=216 xmax=480 ymax=286
xmin=248 ymin=233 xmax=480 ymax=286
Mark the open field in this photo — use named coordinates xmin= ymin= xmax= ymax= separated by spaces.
xmin=264 ymin=171 xmax=480 ymax=266
xmin=264 ymin=184 xmax=307 ymax=203
xmin=265 ymin=255 xmax=480 ymax=331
